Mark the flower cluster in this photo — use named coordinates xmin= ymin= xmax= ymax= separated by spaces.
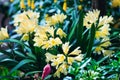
xmin=84 ymin=10 xmax=114 ymax=56
xmin=0 ymin=28 xmax=9 ymax=41
xmin=45 ymin=42 xmax=83 ymax=77
xmin=111 ymin=0 xmax=120 ymax=8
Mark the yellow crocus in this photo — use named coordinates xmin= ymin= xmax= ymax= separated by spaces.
xmin=54 ymin=0 xmax=57 ymax=3
xmin=45 ymin=42 xmax=83 ymax=78
xmin=103 ymin=50 xmax=114 ymax=57
xmin=10 ymin=0 xmax=14 ymax=2
xmin=62 ymin=42 xmax=70 ymax=55
xmin=20 ymin=0 xmax=26 ymax=9
xmin=78 ymin=5 xmax=82 ymax=10
xmin=63 ymin=0 xmax=67 ymax=11
xmin=80 ymin=0 xmax=83 ymax=2
xmin=56 ymin=28 xmax=67 ymax=38
xmin=0 ymin=27 xmax=9 ymax=40
xmin=112 ymin=0 xmax=120 ymax=8
xmin=21 ymin=34 xmax=29 ymax=41
xmin=31 ymin=0 xmax=35 ymax=10
xmin=27 ymin=0 xmax=31 ymax=7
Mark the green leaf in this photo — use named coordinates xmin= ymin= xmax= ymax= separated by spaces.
xmin=0 ymin=59 xmax=17 ymax=63
xmin=0 ymin=50 xmax=12 ymax=58
xmin=97 ymin=56 xmax=108 ymax=64
xmin=9 ymin=59 xmax=35 ymax=74
xmin=86 ymin=24 xmax=96 ymax=57
xmin=25 ymin=71 xmax=42 ymax=76
xmin=55 ymin=4 xmax=66 ymax=15
xmin=44 ymin=75 xmax=52 ymax=80
xmin=68 ymin=17 xmax=79 ymax=41
xmin=0 ymin=39 xmax=24 ymax=50
xmin=14 ymin=51 xmax=26 ymax=58
xmin=76 ymin=11 xmax=84 ymax=46
xmin=0 ymin=39 xmax=23 ymax=46
xmin=27 ymin=53 xmax=36 ymax=60
xmin=80 ymin=58 xmax=91 ymax=69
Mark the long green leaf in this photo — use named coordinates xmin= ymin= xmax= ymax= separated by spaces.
xmin=9 ymin=59 xmax=35 ymax=74
xmin=68 ymin=17 xmax=79 ymax=41
xmin=0 ymin=39 xmax=24 ymax=46
xmin=14 ymin=51 xmax=26 ymax=58
xmin=25 ymin=71 xmax=42 ymax=76
xmin=79 ymin=58 xmax=91 ymax=69
xmin=86 ymin=24 xmax=96 ymax=57
xmin=76 ymin=11 xmax=84 ymax=46
xmin=27 ymin=53 xmax=36 ymax=60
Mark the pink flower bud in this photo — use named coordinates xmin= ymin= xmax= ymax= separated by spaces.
xmin=42 ymin=64 xmax=51 ymax=80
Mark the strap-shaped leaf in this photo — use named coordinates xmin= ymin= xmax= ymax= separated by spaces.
xmin=76 ymin=11 xmax=84 ymax=45
xmin=9 ymin=59 xmax=35 ymax=74
xmin=25 ymin=71 xmax=42 ymax=76
xmin=55 ymin=4 xmax=66 ymax=15
xmin=68 ymin=17 xmax=79 ymax=41
xmin=0 ymin=39 xmax=24 ymax=46
xmin=27 ymin=53 xmax=36 ymax=60
xmin=79 ymin=58 xmax=91 ymax=69
xmin=14 ymin=51 xmax=26 ymax=58
xmin=86 ymin=24 xmax=96 ymax=57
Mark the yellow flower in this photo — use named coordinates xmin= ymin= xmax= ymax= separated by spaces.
xmin=20 ymin=0 xmax=26 ymax=9
xmin=78 ymin=5 xmax=82 ymax=10
xmin=42 ymin=41 xmax=51 ymax=50
xmin=45 ymin=42 xmax=83 ymax=77
xmin=51 ymin=54 xmax=65 ymax=68
xmin=100 ymin=37 xmax=111 ymax=47
xmin=80 ymin=0 xmax=83 ymax=2
xmin=33 ymin=37 xmax=44 ymax=47
xmin=15 ymin=19 xmax=37 ymax=34
xmin=54 ymin=0 xmax=57 ymax=3
xmin=98 ymin=16 xmax=113 ymax=27
xmin=21 ymin=34 xmax=29 ymax=41
xmin=54 ymin=62 xmax=68 ymax=78
xmin=94 ymin=46 xmax=104 ymax=54
xmin=84 ymin=10 xmax=100 ymax=28
xmin=27 ymin=0 xmax=31 ymax=7
xmin=49 ymin=37 xmax=62 ymax=46
xmin=46 ymin=13 xmax=67 ymax=25
xmin=56 ymin=28 xmax=66 ymax=38
xmin=45 ymin=53 xmax=57 ymax=62
xmin=46 ymin=27 xmax=55 ymax=37
xmin=14 ymin=10 xmax=39 ymax=34
xmin=67 ymin=57 xmax=74 ymax=65
xmin=103 ymin=50 xmax=114 ymax=57
xmin=0 ymin=28 xmax=9 ymax=40
xmin=10 ymin=0 xmax=14 ymax=2
xmin=95 ymin=24 xmax=111 ymax=39
xmin=69 ymin=47 xmax=81 ymax=56
xmin=111 ymin=0 xmax=120 ymax=7
xmin=62 ymin=42 xmax=70 ymax=55
xmin=31 ymin=0 xmax=35 ymax=10
xmin=74 ymin=54 xmax=83 ymax=61
xmin=63 ymin=0 xmax=67 ymax=11
xmin=94 ymin=37 xmax=112 ymax=55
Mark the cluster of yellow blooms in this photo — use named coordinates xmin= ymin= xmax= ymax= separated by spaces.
xmin=33 ymin=13 xmax=67 ymax=49
xmin=20 ymin=0 xmax=35 ymax=9
xmin=0 ymin=28 xmax=9 ymax=41
xmin=14 ymin=10 xmax=39 ymax=40
xmin=84 ymin=10 xmax=113 ymax=39
xmin=33 ymin=26 xmax=66 ymax=49
xmin=111 ymin=0 xmax=120 ymax=8
xmin=46 ymin=13 xmax=67 ymax=26
xmin=94 ymin=37 xmax=114 ymax=57
xmin=84 ymin=10 xmax=114 ymax=56
xmin=45 ymin=42 xmax=83 ymax=77
xmin=12 ymin=8 xmax=114 ymax=77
